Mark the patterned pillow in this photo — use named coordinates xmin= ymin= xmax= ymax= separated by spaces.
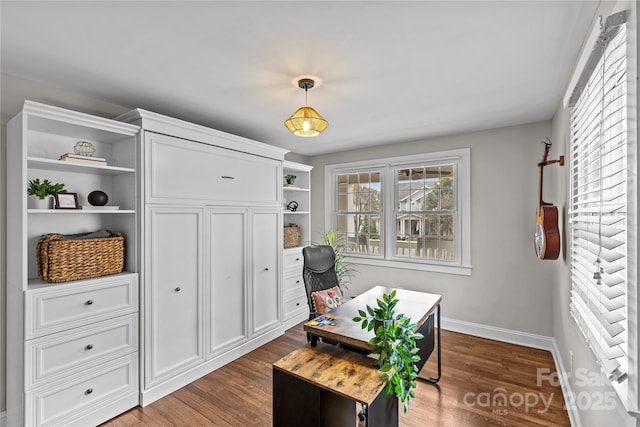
xmin=311 ymin=286 xmax=344 ymax=314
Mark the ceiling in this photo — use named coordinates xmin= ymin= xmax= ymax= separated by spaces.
xmin=1 ymin=1 xmax=599 ymax=156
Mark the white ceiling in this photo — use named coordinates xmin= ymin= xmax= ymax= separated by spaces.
xmin=1 ymin=1 xmax=599 ymax=156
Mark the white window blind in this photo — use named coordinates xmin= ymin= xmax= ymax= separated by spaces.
xmin=569 ymin=20 xmax=628 ymax=380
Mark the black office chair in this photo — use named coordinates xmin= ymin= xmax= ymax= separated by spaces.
xmin=302 ymin=245 xmax=342 ymax=346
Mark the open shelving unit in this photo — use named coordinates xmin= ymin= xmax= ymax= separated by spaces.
xmin=6 ymin=100 xmax=141 ymax=426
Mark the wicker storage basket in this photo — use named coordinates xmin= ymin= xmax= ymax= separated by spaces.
xmin=283 ymin=224 xmax=301 ymax=249
xmin=36 ymin=230 xmax=125 ymax=283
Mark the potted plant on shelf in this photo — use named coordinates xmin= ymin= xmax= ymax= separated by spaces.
xmin=352 ymin=290 xmax=423 ymax=413
xmin=284 ymin=174 xmax=297 ymax=185
xmin=27 ymin=178 xmax=65 ymax=209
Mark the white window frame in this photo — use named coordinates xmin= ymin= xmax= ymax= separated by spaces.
xmin=325 ymin=148 xmax=471 ymax=276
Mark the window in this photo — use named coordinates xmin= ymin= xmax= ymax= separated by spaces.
xmin=336 ymin=170 xmax=382 ymax=256
xmin=568 ymin=13 xmax=634 ymax=397
xmin=326 ymin=149 xmax=471 ymax=275
xmin=395 ymin=164 xmax=455 ymax=261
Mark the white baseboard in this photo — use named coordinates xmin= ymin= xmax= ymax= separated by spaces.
xmin=441 ymin=316 xmax=580 ymax=427
xmin=0 ymin=411 xmax=5 ymax=427
xmin=441 ymin=316 xmax=554 ymax=350
xmin=550 ymin=338 xmax=582 ymax=427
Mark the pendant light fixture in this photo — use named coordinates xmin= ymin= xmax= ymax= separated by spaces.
xmin=284 ymin=78 xmax=328 ymax=137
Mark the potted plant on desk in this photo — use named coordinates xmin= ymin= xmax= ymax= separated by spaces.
xmin=352 ymin=290 xmax=423 ymax=413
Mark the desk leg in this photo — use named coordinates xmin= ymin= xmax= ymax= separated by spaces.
xmin=420 ymin=303 xmax=441 ymax=384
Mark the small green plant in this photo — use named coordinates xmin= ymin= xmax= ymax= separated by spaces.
xmin=27 ymin=179 xmax=65 ymax=200
xmin=352 ymin=290 xmax=423 ymax=413
xmin=284 ymin=174 xmax=296 ymax=184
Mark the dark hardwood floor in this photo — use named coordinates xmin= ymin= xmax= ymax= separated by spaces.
xmin=101 ymin=324 xmax=570 ymax=427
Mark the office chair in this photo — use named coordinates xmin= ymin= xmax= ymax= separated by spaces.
xmin=302 ymin=245 xmax=342 ymax=346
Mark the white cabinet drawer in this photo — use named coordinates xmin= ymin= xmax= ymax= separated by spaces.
xmin=26 ymin=353 xmax=138 ymax=427
xmin=25 ymin=274 xmax=138 ymax=339
xmin=283 ymin=248 xmax=304 ymax=270
xmin=147 ymin=133 xmax=280 ymax=204
xmin=26 ymin=314 xmax=138 ymax=390
xmin=284 ymin=290 xmax=308 ymax=320
xmin=283 ymin=273 xmax=304 ymax=293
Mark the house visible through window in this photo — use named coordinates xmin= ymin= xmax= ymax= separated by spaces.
xmin=395 ymin=164 xmax=455 ymax=261
xmin=326 ymin=149 xmax=471 ymax=275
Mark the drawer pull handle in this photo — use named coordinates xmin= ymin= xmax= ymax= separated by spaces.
xmin=296 ymin=258 xmax=300 ymax=261
xmin=296 ymin=302 xmax=300 ymax=306
xmin=175 ymin=287 xmax=181 ymax=292
xmin=85 ymin=344 xmax=94 ymax=350
xmin=85 ymin=300 xmax=94 ymax=306
xmin=85 ymin=388 xmax=93 ymax=395
xmin=221 ymin=176 xmax=235 ymax=180
xmin=296 ymin=280 xmax=300 ymax=284
xmin=264 ymin=267 xmax=269 ymax=271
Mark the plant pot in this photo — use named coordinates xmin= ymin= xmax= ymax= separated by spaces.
xmin=28 ymin=196 xmax=53 ymax=209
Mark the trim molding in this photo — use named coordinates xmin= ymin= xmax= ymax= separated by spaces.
xmin=550 ymin=338 xmax=582 ymax=427
xmin=441 ymin=317 xmax=581 ymax=426
xmin=0 ymin=410 xmax=6 ymax=427
xmin=441 ymin=316 xmax=554 ymax=350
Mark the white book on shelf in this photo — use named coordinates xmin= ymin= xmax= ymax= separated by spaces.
xmin=59 ymin=153 xmax=107 ymax=162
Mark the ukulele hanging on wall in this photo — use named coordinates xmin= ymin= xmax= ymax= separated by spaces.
xmin=534 ymin=138 xmax=564 ymax=260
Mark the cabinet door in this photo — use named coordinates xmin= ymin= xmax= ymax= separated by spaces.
xmin=146 ymin=133 xmax=280 ymax=205
xmin=145 ymin=207 xmax=204 ymax=387
xmin=251 ymin=209 xmax=281 ymax=336
xmin=208 ymin=207 xmax=248 ymax=356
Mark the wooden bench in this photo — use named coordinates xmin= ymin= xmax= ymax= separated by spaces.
xmin=273 ymin=343 xmax=398 ymax=427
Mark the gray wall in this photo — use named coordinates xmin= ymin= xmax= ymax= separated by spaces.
xmin=308 ymin=121 xmax=555 ymax=336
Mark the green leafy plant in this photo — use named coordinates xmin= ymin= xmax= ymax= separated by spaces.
xmin=322 ymin=229 xmax=356 ymax=288
xmin=284 ymin=174 xmax=296 ymax=184
xmin=352 ymin=290 xmax=423 ymax=413
xmin=27 ymin=179 xmax=65 ymax=200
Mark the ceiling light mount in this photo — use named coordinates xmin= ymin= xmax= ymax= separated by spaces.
xmin=284 ymin=77 xmax=328 ymax=137
xmin=297 ymin=78 xmax=315 ymax=91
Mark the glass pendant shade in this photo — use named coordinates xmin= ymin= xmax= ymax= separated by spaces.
xmin=284 ymin=106 xmax=329 ymax=137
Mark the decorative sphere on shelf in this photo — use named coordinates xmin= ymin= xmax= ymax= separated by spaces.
xmin=74 ymin=141 xmax=96 ymax=157
xmin=88 ymin=190 xmax=108 ymax=206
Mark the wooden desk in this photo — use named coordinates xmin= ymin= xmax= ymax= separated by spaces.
xmin=273 ymin=343 xmax=398 ymax=427
xmin=304 ymin=286 xmax=442 ymax=383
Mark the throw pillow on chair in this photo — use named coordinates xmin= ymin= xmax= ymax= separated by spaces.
xmin=311 ymin=286 xmax=344 ymax=313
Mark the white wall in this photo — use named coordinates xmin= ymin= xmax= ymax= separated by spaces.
xmin=551 ymin=1 xmax=638 ymax=426
xmin=0 ymin=73 xmax=132 ymax=416
xmin=308 ymin=121 xmax=555 ymax=336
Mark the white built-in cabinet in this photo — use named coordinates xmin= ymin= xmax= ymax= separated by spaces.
xmin=6 ymin=100 xmax=300 ymax=422
xmin=282 ymin=161 xmax=313 ymax=328
xmin=6 ymin=101 xmax=140 ymax=426
xmin=117 ymin=110 xmax=288 ymax=405
xmin=145 ymin=206 xmax=205 ymax=387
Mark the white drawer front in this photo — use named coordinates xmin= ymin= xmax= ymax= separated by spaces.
xmin=283 ymin=248 xmax=303 ymax=270
xmin=26 ymin=314 xmax=138 ymax=390
xmin=284 ymin=289 xmax=308 ymax=320
xmin=27 ymin=353 xmax=138 ymax=427
xmin=26 ymin=274 xmax=138 ymax=339
xmin=283 ymin=273 xmax=304 ymax=293
xmin=148 ymin=133 xmax=280 ymax=204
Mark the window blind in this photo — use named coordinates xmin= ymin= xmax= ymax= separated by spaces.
xmin=569 ymin=22 xmax=628 ymax=380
